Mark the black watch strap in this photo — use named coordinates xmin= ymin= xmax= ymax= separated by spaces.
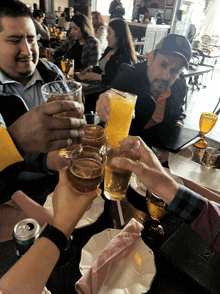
xmin=40 ymin=224 xmax=67 ymax=252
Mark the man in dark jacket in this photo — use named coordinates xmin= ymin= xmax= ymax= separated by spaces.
xmin=0 ymin=0 xmax=84 ymax=205
xmin=96 ymin=34 xmax=191 ymax=147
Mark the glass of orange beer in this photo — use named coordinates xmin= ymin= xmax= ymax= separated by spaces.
xmin=194 ymin=112 xmax=218 ymax=148
xmin=104 ymin=89 xmax=137 ymax=148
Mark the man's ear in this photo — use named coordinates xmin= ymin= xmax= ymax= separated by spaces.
xmin=147 ymin=51 xmax=154 ymax=66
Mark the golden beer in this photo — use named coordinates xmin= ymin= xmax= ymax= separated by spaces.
xmin=146 ymin=191 xmax=167 ymax=221
xmin=104 ymin=147 xmax=135 ymax=201
xmin=82 ymin=125 xmax=106 ymax=150
xmin=199 ymin=112 xmax=218 ymax=134
xmin=61 ymin=60 xmax=71 ymax=78
xmin=68 ymin=159 xmax=103 ymax=192
xmin=194 ymin=112 xmax=218 ymax=149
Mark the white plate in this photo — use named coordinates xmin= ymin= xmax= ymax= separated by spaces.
xmin=43 ymin=193 xmax=105 ymax=229
xmin=80 ymin=229 xmax=156 ymax=294
xmin=130 ymin=167 xmax=184 ymax=197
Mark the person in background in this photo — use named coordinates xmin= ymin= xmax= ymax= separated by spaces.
xmin=0 ymin=0 xmax=85 ymax=205
xmin=78 ymin=18 xmax=137 ymax=86
xmin=109 ymin=0 xmax=125 ymax=20
xmin=137 ymin=0 xmax=149 ymax=22
xmin=96 ymin=34 xmax=190 ymax=146
xmin=58 ymin=7 xmax=74 ymax=32
xmin=45 ymin=12 xmax=101 ymax=72
xmin=91 ymin=11 xmax=107 ymax=54
xmin=33 ymin=3 xmax=38 ymax=13
xmin=33 ymin=9 xmax=50 ymax=47
xmin=0 ymin=136 xmax=220 ymax=294
xmin=55 ymin=6 xmax=62 ymax=24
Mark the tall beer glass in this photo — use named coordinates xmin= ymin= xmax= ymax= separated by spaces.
xmin=104 ymin=89 xmax=137 ymax=148
xmin=194 ymin=112 xmax=218 ymax=148
xmin=41 ymin=80 xmax=83 ymax=158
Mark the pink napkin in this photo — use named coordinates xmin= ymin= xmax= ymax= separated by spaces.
xmin=11 ymin=190 xmax=54 ymax=227
xmin=75 ymin=218 xmax=144 ymax=294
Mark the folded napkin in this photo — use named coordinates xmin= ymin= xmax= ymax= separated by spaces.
xmin=11 ymin=190 xmax=54 ymax=227
xmin=75 ymin=218 xmax=144 ymax=294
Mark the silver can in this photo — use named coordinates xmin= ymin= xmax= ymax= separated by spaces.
xmin=13 ymin=218 xmax=41 ymax=257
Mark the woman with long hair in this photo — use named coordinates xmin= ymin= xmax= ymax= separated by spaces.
xmin=45 ymin=13 xmax=101 ymax=71
xmin=91 ymin=11 xmax=107 ymax=54
xmin=79 ymin=18 xmax=137 ymax=86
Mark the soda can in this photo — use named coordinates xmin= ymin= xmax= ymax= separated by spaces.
xmin=13 ymin=218 xmax=41 ymax=257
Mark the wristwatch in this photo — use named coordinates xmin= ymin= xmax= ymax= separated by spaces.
xmin=39 ymin=224 xmax=67 ymax=252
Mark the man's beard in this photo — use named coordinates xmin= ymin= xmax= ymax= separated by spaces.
xmin=152 ymin=79 xmax=169 ymax=93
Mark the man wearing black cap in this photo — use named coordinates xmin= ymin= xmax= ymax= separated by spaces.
xmin=96 ymin=34 xmax=192 ymax=146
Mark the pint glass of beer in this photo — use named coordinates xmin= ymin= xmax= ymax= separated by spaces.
xmin=104 ymin=89 xmax=137 ymax=148
xmin=41 ymin=80 xmax=83 ymax=157
xmin=104 ymin=142 xmax=137 ymax=201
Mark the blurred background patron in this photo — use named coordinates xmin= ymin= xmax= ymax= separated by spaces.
xmin=91 ymin=11 xmax=108 ymax=54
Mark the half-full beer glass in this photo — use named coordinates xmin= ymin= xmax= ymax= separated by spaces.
xmin=41 ymin=80 xmax=83 ymax=157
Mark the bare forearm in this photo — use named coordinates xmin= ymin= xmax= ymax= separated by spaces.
xmin=0 ymin=238 xmax=59 ymax=294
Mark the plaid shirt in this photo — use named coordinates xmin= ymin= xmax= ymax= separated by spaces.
xmin=166 ymin=185 xmax=220 ymax=253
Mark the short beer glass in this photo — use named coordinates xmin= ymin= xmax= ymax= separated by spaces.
xmin=68 ymin=146 xmax=106 ymax=193
xmin=82 ymin=113 xmax=106 ymax=151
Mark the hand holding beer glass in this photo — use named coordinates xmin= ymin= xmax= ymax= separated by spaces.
xmin=194 ymin=112 xmax=218 ymax=148
xmin=67 ymin=146 xmax=106 ymax=194
xmin=104 ymin=136 xmax=139 ymax=201
xmin=104 ymin=89 xmax=137 ymax=148
xmin=41 ymin=80 xmax=83 ymax=158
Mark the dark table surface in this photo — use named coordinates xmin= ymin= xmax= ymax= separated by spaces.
xmin=0 ymin=184 xmax=210 ymax=294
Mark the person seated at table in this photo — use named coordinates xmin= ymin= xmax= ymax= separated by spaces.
xmin=33 ymin=9 xmax=50 ymax=47
xmin=58 ymin=7 xmax=74 ymax=32
xmin=0 ymin=0 xmax=85 ymax=205
xmin=91 ymin=11 xmax=108 ymax=54
xmin=77 ymin=18 xmax=137 ymax=86
xmin=0 ymin=136 xmax=220 ymax=294
xmin=45 ymin=12 xmax=101 ymax=72
xmin=96 ymin=33 xmax=191 ymax=146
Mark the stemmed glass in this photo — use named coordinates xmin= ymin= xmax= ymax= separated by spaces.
xmin=194 ymin=112 xmax=218 ymax=148
xmin=61 ymin=59 xmax=72 ymax=78
xmin=144 ymin=190 xmax=167 ymax=245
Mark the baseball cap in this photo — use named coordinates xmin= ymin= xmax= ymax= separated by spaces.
xmin=155 ymin=34 xmax=192 ymax=70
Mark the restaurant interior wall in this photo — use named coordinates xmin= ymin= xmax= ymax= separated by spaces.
xmin=55 ymin=0 xmax=68 ymax=10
